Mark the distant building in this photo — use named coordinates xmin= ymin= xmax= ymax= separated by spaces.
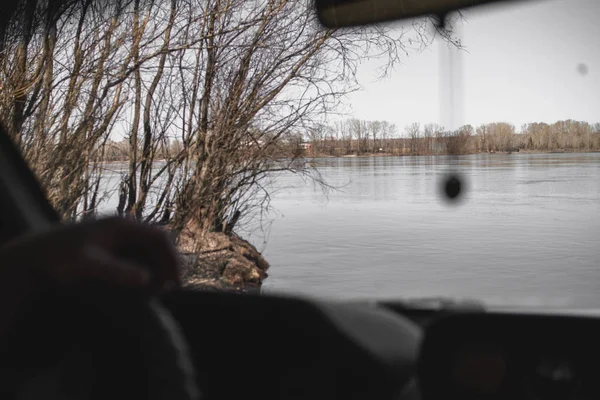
xmin=300 ymin=142 xmax=312 ymax=151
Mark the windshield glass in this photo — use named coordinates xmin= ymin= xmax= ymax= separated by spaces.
xmin=253 ymin=0 xmax=600 ymax=307
xmin=0 ymin=0 xmax=598 ymax=308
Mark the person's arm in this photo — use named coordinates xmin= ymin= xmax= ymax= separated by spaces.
xmin=0 ymin=218 xmax=181 ymax=337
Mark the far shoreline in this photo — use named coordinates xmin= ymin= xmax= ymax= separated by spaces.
xmin=94 ymin=150 xmax=600 ymax=165
xmin=306 ymin=149 xmax=600 ymax=159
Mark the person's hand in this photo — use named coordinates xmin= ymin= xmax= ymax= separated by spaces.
xmin=2 ymin=217 xmax=181 ymax=290
xmin=0 ymin=218 xmax=182 ymax=335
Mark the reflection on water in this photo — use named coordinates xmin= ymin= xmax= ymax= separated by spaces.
xmin=249 ymin=153 xmax=600 ymax=308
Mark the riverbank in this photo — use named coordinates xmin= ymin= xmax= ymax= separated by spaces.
xmin=178 ymin=231 xmax=269 ymax=294
xmin=511 ymin=149 xmax=600 ymax=154
xmin=307 ymin=149 xmax=600 ymax=158
xmin=96 ymin=149 xmax=600 ymax=166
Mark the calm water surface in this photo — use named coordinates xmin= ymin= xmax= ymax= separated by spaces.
xmin=251 ymin=153 xmax=600 ymax=307
xmin=98 ymin=153 xmax=600 ymax=307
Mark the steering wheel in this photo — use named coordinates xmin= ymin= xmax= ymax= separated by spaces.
xmin=0 ymin=283 xmax=201 ymax=400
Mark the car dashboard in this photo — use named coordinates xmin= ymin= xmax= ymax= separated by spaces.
xmin=418 ymin=312 xmax=600 ymax=400
xmin=3 ymin=290 xmax=598 ymax=400
xmin=160 ymin=292 xmax=600 ymax=400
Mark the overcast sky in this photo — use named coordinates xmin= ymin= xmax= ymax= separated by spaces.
xmin=345 ymin=0 xmax=600 ymax=132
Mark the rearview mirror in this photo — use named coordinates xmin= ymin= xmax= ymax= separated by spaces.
xmin=315 ymin=0 xmax=522 ymax=28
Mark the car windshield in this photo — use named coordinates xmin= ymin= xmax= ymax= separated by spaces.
xmin=0 ymin=0 xmax=598 ymax=308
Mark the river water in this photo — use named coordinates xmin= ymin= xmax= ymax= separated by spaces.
xmin=253 ymin=153 xmax=600 ymax=307
xmin=99 ymin=153 xmax=600 ymax=307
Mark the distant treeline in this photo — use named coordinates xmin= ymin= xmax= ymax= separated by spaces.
xmin=100 ymin=119 xmax=600 ymax=162
xmin=289 ymin=119 xmax=600 ymax=157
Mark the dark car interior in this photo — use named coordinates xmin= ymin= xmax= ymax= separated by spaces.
xmin=1 ymin=0 xmax=599 ymax=399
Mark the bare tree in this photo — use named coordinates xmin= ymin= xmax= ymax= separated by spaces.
xmin=405 ymin=122 xmax=420 ymax=155
xmin=0 ymin=0 xmax=460 ymax=249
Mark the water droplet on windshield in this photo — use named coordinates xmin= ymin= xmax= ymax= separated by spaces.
xmin=445 ymin=176 xmax=461 ymax=199
xmin=439 ymin=173 xmax=467 ymax=205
